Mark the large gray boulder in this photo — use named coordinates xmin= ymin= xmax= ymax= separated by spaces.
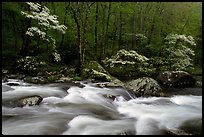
xmin=126 ymin=77 xmax=163 ymax=97
xmin=157 ymin=71 xmax=196 ymax=88
xmin=4 ymin=95 xmax=43 ymax=107
xmin=16 ymin=95 xmax=43 ymax=107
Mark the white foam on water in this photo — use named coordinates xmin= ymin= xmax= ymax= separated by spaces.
xmin=2 ymin=80 xmax=202 ymax=135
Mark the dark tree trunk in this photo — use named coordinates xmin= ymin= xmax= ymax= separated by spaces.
xmin=70 ymin=2 xmax=95 ymax=74
xmin=81 ymin=9 xmax=89 ymax=63
xmin=100 ymin=3 xmax=106 ymax=60
xmin=81 ymin=2 xmax=95 ymax=62
xmin=112 ymin=15 xmax=118 ymax=55
xmin=119 ymin=3 xmax=123 ymax=50
xmin=60 ymin=2 xmax=70 ymax=48
xmin=11 ymin=11 xmax=18 ymax=51
xmin=139 ymin=6 xmax=143 ymax=34
xmin=94 ymin=3 xmax=99 ymax=58
xmin=131 ymin=15 xmax=135 ymax=49
xmin=104 ymin=2 xmax=111 ymax=56
xmin=73 ymin=8 xmax=82 ymax=75
xmin=35 ymin=2 xmax=43 ymax=54
xmin=21 ymin=4 xmax=31 ymax=56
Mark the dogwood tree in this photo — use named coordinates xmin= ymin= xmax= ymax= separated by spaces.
xmin=162 ymin=34 xmax=196 ymax=71
xmin=21 ymin=2 xmax=67 ymax=62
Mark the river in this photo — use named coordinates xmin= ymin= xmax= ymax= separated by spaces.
xmin=2 ymin=79 xmax=202 ymax=135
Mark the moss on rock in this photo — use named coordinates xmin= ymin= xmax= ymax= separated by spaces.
xmin=126 ymin=77 xmax=163 ymax=97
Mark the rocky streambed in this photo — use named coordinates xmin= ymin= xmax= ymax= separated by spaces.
xmin=2 ymin=78 xmax=202 ymax=135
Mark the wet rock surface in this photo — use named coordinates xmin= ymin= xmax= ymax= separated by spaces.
xmin=157 ymin=71 xmax=196 ymax=88
xmin=4 ymin=95 xmax=43 ymax=108
xmin=16 ymin=95 xmax=43 ymax=107
xmin=126 ymin=77 xmax=163 ymax=97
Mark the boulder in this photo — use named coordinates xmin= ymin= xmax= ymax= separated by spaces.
xmin=103 ymin=94 xmax=116 ymax=101
xmin=157 ymin=71 xmax=196 ymax=88
xmin=82 ymin=61 xmax=127 ymax=88
xmin=56 ymin=76 xmax=73 ymax=83
xmin=82 ymin=61 xmax=111 ymax=82
xmin=24 ymin=76 xmax=47 ymax=84
xmin=16 ymin=95 xmax=43 ymax=107
xmin=4 ymin=95 xmax=43 ymax=108
xmin=84 ymin=61 xmax=109 ymax=74
xmin=89 ymin=69 xmax=112 ymax=82
xmin=126 ymin=77 xmax=163 ymax=97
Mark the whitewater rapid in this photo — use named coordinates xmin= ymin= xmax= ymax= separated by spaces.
xmin=2 ymin=79 xmax=202 ymax=135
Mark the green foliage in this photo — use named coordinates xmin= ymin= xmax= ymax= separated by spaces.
xmin=17 ymin=56 xmax=40 ymax=75
xmin=103 ymin=49 xmax=155 ymax=77
xmin=103 ymin=49 xmax=149 ymax=67
xmin=21 ymin=2 xmax=67 ymax=62
xmin=161 ymin=34 xmax=195 ymax=71
xmin=2 ymin=2 xmax=202 ymax=76
xmin=73 ymin=76 xmax=83 ymax=81
xmin=24 ymin=76 xmax=33 ymax=83
xmin=47 ymin=76 xmax=58 ymax=83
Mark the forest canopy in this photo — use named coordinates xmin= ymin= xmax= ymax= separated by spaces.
xmin=2 ymin=2 xmax=202 ymax=77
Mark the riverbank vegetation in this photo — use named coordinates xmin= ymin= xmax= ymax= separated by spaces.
xmin=2 ymin=2 xmax=202 ymax=82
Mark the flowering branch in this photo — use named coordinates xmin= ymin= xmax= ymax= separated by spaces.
xmin=21 ymin=2 xmax=67 ymax=62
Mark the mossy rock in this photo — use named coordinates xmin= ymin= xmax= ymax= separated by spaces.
xmin=82 ymin=61 xmax=111 ymax=81
xmin=157 ymin=71 xmax=196 ymax=88
xmin=83 ymin=61 xmax=109 ymax=75
xmin=82 ymin=61 xmax=127 ymax=88
xmin=16 ymin=95 xmax=43 ymax=107
xmin=6 ymin=95 xmax=43 ymax=107
xmin=82 ymin=69 xmax=111 ymax=82
xmin=126 ymin=77 xmax=163 ymax=97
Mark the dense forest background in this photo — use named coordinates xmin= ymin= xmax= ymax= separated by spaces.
xmin=2 ymin=2 xmax=202 ymax=78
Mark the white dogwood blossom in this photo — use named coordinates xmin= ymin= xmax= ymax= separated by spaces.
xmin=26 ymin=27 xmax=46 ymax=39
xmin=21 ymin=2 xmax=67 ymax=62
xmin=103 ymin=49 xmax=149 ymax=68
xmin=52 ymin=52 xmax=61 ymax=62
xmin=135 ymin=34 xmax=148 ymax=41
xmin=164 ymin=34 xmax=195 ymax=70
xmin=165 ymin=34 xmax=196 ymax=46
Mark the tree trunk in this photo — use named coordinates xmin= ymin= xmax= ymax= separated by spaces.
xmin=180 ymin=16 xmax=190 ymax=34
xmin=131 ymin=15 xmax=135 ymax=49
xmin=81 ymin=2 xmax=95 ymax=62
xmin=148 ymin=3 xmax=163 ymax=45
xmin=94 ymin=3 xmax=99 ymax=58
xmin=72 ymin=7 xmax=82 ymax=75
xmin=104 ymin=2 xmax=111 ymax=56
xmin=139 ymin=6 xmax=143 ymax=34
xmin=60 ymin=2 xmax=70 ymax=48
xmin=100 ymin=3 xmax=106 ymax=60
xmin=71 ymin=2 xmax=95 ymax=74
xmin=81 ymin=9 xmax=89 ymax=63
xmin=51 ymin=2 xmax=56 ymax=14
xmin=21 ymin=4 xmax=31 ymax=56
xmin=11 ymin=11 xmax=17 ymax=51
xmin=112 ymin=15 xmax=118 ymax=55
xmin=36 ymin=2 xmax=43 ymax=54
xmin=119 ymin=3 xmax=123 ymax=50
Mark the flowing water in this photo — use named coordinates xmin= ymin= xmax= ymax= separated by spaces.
xmin=2 ymin=79 xmax=202 ymax=135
